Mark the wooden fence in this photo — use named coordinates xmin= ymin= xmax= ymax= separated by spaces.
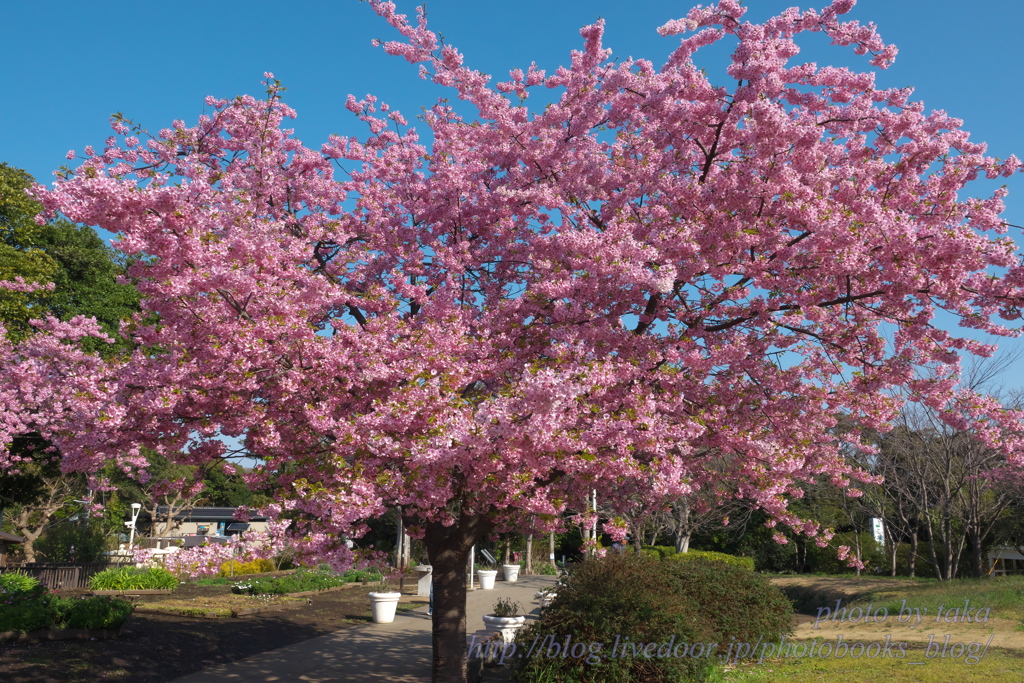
xmin=1 ymin=561 xmax=134 ymax=589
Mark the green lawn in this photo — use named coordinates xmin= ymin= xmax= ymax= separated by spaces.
xmin=723 ymin=574 xmax=1024 ymax=681
xmin=720 ymin=644 xmax=1024 ymax=682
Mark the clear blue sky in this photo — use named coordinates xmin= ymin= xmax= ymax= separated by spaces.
xmin=4 ymin=0 xmax=1023 ymax=382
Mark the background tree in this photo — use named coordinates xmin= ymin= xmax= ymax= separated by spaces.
xmin=0 ymin=162 xmax=138 ymax=353
xmin=0 ymin=162 xmax=139 ymax=561
xmin=0 ymin=441 xmax=90 ymax=562
xmin=877 ymin=401 xmax=1020 ymax=580
xmin=23 ymin=1 xmax=1024 ymax=681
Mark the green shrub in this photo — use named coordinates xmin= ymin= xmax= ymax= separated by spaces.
xmin=35 ymin=519 xmax=108 ymax=563
xmin=672 ymin=550 xmax=755 ymax=572
xmin=0 ymin=596 xmax=54 ymax=633
xmin=533 ymin=562 xmax=558 ymax=576
xmin=54 ymin=596 xmax=133 ymax=629
xmin=0 ymin=590 xmax=132 ymax=633
xmin=0 ymin=571 xmax=40 ymax=595
xmin=89 ymin=566 xmax=177 ymax=591
xmin=638 ymin=547 xmax=755 ymax=570
xmin=511 ymin=554 xmax=715 ymax=682
xmin=340 ymin=569 xmax=382 ymax=583
xmin=662 ymin=557 xmax=793 ymax=645
xmin=509 ymin=554 xmax=792 ymax=683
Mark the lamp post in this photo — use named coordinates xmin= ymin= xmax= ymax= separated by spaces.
xmin=125 ymin=503 xmax=142 ymax=548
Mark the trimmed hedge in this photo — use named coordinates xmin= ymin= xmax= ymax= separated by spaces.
xmin=673 ymin=550 xmax=755 ymax=572
xmin=510 ymin=553 xmax=791 ymax=682
xmin=640 ymin=546 xmax=755 ymax=571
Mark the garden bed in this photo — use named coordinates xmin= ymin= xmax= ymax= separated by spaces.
xmin=133 ymin=581 xmax=359 ymax=619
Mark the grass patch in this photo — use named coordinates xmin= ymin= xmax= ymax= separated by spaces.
xmin=721 ymin=644 xmax=1024 ymax=682
xmin=194 ymin=576 xmax=233 ymax=586
xmin=856 ymin=576 xmax=1024 ymax=623
xmin=396 ymin=601 xmax=428 ymax=613
xmin=772 ymin=575 xmax=1024 ymax=623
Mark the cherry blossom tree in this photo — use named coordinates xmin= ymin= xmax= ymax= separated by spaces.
xmin=22 ymin=0 xmax=1024 ymax=679
xmin=0 ymin=281 xmax=119 ymax=475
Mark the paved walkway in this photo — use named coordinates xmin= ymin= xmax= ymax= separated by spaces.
xmin=170 ymin=575 xmax=557 ymax=683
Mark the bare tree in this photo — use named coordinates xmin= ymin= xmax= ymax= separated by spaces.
xmin=873 ymin=350 xmax=1023 ymax=579
xmin=3 ymin=471 xmax=86 ymax=562
xmin=659 ymin=488 xmax=741 ymax=554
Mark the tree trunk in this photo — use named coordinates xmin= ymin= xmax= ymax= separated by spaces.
xmin=908 ymin=528 xmax=918 ymax=578
xmin=926 ymin=517 xmax=943 ymax=580
xmin=13 ymin=509 xmax=43 ymax=563
xmin=21 ymin=533 xmax=39 ymax=563
xmin=969 ymin=527 xmax=983 ymax=579
xmin=853 ymin=527 xmax=862 ymax=577
xmin=525 ymin=535 xmax=533 ymax=574
xmin=889 ymin=536 xmax=898 ymax=577
xmin=673 ymin=500 xmax=691 ymax=554
xmin=549 ymin=532 xmax=555 ymax=567
xmin=675 ymin=531 xmax=691 ymax=554
xmin=423 ymin=515 xmax=491 ymax=683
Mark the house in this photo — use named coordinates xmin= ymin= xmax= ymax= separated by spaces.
xmin=987 ymin=546 xmax=1024 ymax=575
xmin=0 ymin=531 xmax=25 ymax=567
xmin=153 ymin=506 xmax=269 ymax=538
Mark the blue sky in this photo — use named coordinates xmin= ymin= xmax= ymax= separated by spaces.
xmin=5 ymin=0 xmax=1023 ymax=386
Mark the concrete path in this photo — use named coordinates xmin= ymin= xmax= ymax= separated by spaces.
xmin=170 ymin=575 xmax=557 ymax=683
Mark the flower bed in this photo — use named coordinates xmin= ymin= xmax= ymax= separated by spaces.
xmin=89 ymin=566 xmax=177 ymax=591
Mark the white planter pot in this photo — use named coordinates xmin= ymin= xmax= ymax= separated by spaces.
xmin=477 ymin=570 xmax=498 ymax=589
xmin=483 ymin=614 xmax=526 ymax=643
xmin=502 ymin=564 xmax=521 ymax=582
xmin=368 ymin=592 xmax=402 ymax=623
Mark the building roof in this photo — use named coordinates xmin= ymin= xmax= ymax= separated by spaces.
xmin=0 ymin=531 xmax=25 ymax=543
xmin=153 ymin=506 xmax=268 ymax=522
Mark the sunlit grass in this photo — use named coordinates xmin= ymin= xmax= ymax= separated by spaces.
xmin=848 ymin=575 xmax=1024 ymax=623
xmin=719 ymin=644 xmax=1024 ymax=682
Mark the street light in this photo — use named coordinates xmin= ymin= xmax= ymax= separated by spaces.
xmin=125 ymin=503 xmax=142 ymax=547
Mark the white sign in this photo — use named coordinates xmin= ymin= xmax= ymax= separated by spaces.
xmin=870 ymin=518 xmax=885 ymax=547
